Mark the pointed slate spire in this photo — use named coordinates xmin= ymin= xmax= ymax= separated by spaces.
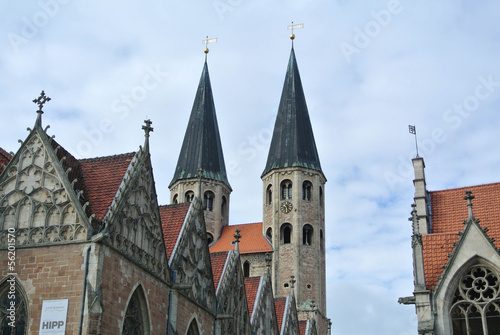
xmin=262 ymin=47 xmax=322 ymax=177
xmin=170 ymin=61 xmax=231 ymax=189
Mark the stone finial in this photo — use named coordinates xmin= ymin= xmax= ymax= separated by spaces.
xmin=233 ymin=229 xmax=241 ymax=244
xmin=290 ymin=275 xmax=296 ymax=289
xmin=33 ymin=90 xmax=51 ymax=126
xmin=409 ymin=203 xmax=418 ymax=235
xmin=196 ymin=168 xmax=203 ymax=199
xmin=142 ymin=119 xmax=154 ymax=138
xmin=464 ymin=190 xmax=475 ymax=221
xmin=265 ymin=252 xmax=272 ymax=269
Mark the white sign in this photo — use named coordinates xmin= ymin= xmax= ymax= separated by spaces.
xmin=39 ymin=299 xmax=68 ymax=334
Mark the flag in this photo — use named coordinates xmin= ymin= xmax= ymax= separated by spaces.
xmin=408 ymin=125 xmax=416 ymax=135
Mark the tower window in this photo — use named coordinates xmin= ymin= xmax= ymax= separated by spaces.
xmin=319 ymin=186 xmax=324 ymax=207
xmin=185 ymin=191 xmax=194 ymax=203
xmin=302 ymin=181 xmax=312 ymax=201
xmin=221 ymin=196 xmax=227 ymax=217
xmin=281 ymin=180 xmax=292 ymax=200
xmin=266 ymin=227 xmax=272 ymax=242
xmin=243 ymin=261 xmax=250 ymax=277
xmin=281 ymin=223 xmax=292 ymax=244
xmin=207 ymin=233 xmax=214 ymax=245
xmin=320 ymin=229 xmax=324 ymax=249
xmin=173 ymin=194 xmax=178 ymax=204
xmin=203 ymin=191 xmax=215 ymax=211
xmin=303 ymin=224 xmax=313 ymax=245
xmin=266 ymin=184 xmax=273 ymax=205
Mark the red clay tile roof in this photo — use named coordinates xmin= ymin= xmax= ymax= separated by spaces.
xmin=159 ymin=203 xmax=191 ymax=260
xmin=422 ymin=183 xmax=500 ymax=290
xmin=422 ymin=233 xmax=458 ymax=290
xmin=244 ymin=276 xmax=261 ymax=317
xmin=0 ymin=147 xmax=12 ymax=174
xmin=274 ymin=297 xmax=287 ymax=334
xmin=210 ymin=222 xmax=273 ymax=254
xmin=299 ymin=320 xmax=308 ymax=335
xmin=210 ymin=251 xmax=229 ymax=293
xmin=79 ymin=153 xmax=135 ymax=219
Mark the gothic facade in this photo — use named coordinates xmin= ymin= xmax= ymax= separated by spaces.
xmin=0 ymin=41 xmax=330 ymax=334
xmin=400 ymin=157 xmax=500 ymax=334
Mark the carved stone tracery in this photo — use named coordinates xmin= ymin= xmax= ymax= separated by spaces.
xmin=0 ymin=133 xmax=87 ymax=246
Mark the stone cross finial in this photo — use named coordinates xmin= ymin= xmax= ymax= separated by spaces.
xmin=142 ymin=119 xmax=154 ymax=138
xmin=234 ymin=229 xmax=241 ymax=244
xmin=33 ymin=90 xmax=51 ymax=113
xmin=265 ymin=252 xmax=272 ymax=268
xmin=290 ymin=275 xmax=296 ymax=289
xmin=464 ymin=190 xmax=475 ymax=221
xmin=33 ymin=90 xmax=51 ymax=126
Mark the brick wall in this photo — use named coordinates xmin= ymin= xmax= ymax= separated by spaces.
xmin=0 ymin=243 xmax=87 ymax=334
xmin=99 ymin=244 xmax=170 ymax=334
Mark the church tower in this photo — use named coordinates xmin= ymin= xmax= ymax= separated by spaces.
xmin=169 ymin=50 xmax=231 ymax=244
xmin=261 ymin=40 xmax=327 ymax=327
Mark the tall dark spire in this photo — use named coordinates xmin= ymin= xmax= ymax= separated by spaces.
xmin=170 ymin=61 xmax=231 ymax=189
xmin=262 ymin=47 xmax=322 ymax=177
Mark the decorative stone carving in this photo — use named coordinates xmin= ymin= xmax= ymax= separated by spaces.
xmin=169 ymin=197 xmax=216 ymax=312
xmin=104 ymin=149 xmax=168 ymax=281
xmin=0 ymin=132 xmax=87 ymax=247
xmin=216 ymin=250 xmax=250 ymax=334
xmin=251 ymin=272 xmax=279 ymax=335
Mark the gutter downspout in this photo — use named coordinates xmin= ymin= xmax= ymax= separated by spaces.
xmin=167 ymin=271 xmax=176 ymax=335
xmin=79 ymin=245 xmax=91 ymax=335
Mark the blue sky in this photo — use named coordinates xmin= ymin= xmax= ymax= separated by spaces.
xmin=2 ymin=1 xmax=500 ymax=334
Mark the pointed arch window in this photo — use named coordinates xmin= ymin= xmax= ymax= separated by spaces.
xmin=280 ymin=223 xmax=292 ymax=244
xmin=302 ymin=181 xmax=312 ymax=201
xmin=187 ymin=319 xmax=200 ymax=335
xmin=172 ymin=194 xmax=178 ymax=204
xmin=303 ymin=224 xmax=313 ymax=245
xmin=122 ymin=286 xmax=150 ymax=335
xmin=185 ymin=191 xmax=194 ymax=203
xmin=281 ymin=180 xmax=292 ymax=200
xmin=266 ymin=184 xmax=273 ymax=205
xmin=0 ymin=278 xmax=27 ymax=334
xmin=203 ymin=191 xmax=215 ymax=211
xmin=243 ymin=261 xmax=250 ymax=278
xmin=450 ymin=264 xmax=500 ymax=334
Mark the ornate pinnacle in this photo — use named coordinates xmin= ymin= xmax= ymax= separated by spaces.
xmin=234 ymin=229 xmax=241 ymax=244
xmin=265 ymin=252 xmax=272 ymax=268
xmin=290 ymin=275 xmax=296 ymax=289
xmin=464 ymin=190 xmax=475 ymax=221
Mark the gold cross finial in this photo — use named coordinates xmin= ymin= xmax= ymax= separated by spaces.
xmin=33 ymin=90 xmax=51 ymax=114
xmin=202 ymin=36 xmax=218 ymax=54
xmin=287 ymin=21 xmax=304 ymax=40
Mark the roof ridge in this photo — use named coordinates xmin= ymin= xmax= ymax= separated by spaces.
xmin=429 ymin=181 xmax=500 ymax=193
xmin=159 ymin=202 xmax=191 ymax=209
xmin=78 ymin=151 xmax=136 ymax=162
